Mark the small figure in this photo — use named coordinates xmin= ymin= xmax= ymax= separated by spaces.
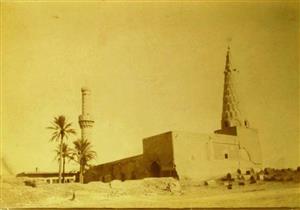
xmin=70 ymin=191 xmax=76 ymax=201
xmin=165 ymin=183 xmax=171 ymax=192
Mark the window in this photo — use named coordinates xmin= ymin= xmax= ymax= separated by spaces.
xmin=224 ymin=121 xmax=229 ymax=127
xmin=244 ymin=120 xmax=249 ymax=128
xmin=225 ymin=153 xmax=228 ymax=159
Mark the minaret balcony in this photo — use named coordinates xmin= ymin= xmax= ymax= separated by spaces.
xmin=79 ymin=114 xmax=94 ymax=123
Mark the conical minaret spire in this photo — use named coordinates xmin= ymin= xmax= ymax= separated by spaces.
xmin=220 ymin=46 xmax=243 ymax=129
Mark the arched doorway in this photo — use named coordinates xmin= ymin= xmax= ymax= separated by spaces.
xmin=150 ymin=161 xmax=161 ymax=177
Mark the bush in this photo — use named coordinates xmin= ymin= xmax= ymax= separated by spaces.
xmin=238 ymin=181 xmax=245 ymax=186
xmin=264 ymin=175 xmax=275 ymax=181
xmin=293 ymin=173 xmax=300 ymax=182
xmin=283 ymin=176 xmax=293 ymax=181
xmin=24 ymin=180 xmax=36 ymax=187
xmin=237 ymin=169 xmax=241 ymax=174
xmin=274 ymin=175 xmax=283 ymax=181
xmin=249 ymin=176 xmax=256 ymax=184
xmin=264 ymin=168 xmax=273 ymax=175
xmin=204 ymin=180 xmax=217 ymax=186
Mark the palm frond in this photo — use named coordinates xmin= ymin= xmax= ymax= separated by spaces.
xmin=46 ymin=126 xmax=57 ymax=130
xmin=64 ymin=123 xmax=73 ymax=130
xmin=53 ymin=143 xmax=73 ymax=162
xmin=72 ymin=138 xmax=97 ymax=169
xmin=66 ymin=128 xmax=76 ymax=134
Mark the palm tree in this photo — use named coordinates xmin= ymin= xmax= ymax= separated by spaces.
xmin=47 ymin=115 xmax=76 ymax=183
xmin=72 ymin=138 xmax=96 ymax=184
xmin=54 ymin=143 xmax=73 ymax=183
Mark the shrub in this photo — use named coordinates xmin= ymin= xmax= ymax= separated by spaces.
xmin=264 ymin=168 xmax=272 ymax=175
xmin=293 ymin=173 xmax=300 ymax=182
xmin=226 ymin=173 xmax=232 ymax=180
xmin=24 ymin=180 xmax=36 ymax=187
xmin=284 ymin=176 xmax=293 ymax=181
xmin=238 ymin=181 xmax=245 ymax=186
xmin=274 ymin=175 xmax=283 ymax=181
xmin=269 ymin=176 xmax=275 ymax=181
xmin=237 ymin=169 xmax=241 ymax=174
xmin=249 ymin=176 xmax=256 ymax=184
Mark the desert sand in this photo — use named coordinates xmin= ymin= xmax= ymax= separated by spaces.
xmin=1 ymin=176 xmax=299 ymax=208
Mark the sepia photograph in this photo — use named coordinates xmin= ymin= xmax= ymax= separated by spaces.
xmin=0 ymin=0 xmax=299 ymax=209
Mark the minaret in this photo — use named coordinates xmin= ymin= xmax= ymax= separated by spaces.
xmin=220 ymin=47 xmax=243 ymax=129
xmin=79 ymin=87 xmax=94 ymax=141
xmin=215 ymin=47 xmax=263 ymax=167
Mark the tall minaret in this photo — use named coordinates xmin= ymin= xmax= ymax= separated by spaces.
xmin=79 ymin=87 xmax=94 ymax=141
xmin=220 ymin=47 xmax=243 ymax=129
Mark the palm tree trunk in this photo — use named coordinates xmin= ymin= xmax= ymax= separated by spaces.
xmin=62 ymin=157 xmax=65 ymax=183
xmin=79 ymin=162 xmax=84 ymax=184
xmin=58 ymin=138 xmax=63 ymax=184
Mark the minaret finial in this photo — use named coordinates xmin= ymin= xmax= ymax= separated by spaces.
xmin=225 ymin=46 xmax=232 ymax=71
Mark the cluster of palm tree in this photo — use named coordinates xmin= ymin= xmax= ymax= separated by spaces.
xmin=47 ymin=115 xmax=96 ymax=184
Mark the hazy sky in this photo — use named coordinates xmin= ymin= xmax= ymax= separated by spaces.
xmin=1 ymin=1 xmax=299 ymax=173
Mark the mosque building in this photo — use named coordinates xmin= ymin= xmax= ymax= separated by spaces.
xmin=83 ymin=47 xmax=263 ymax=183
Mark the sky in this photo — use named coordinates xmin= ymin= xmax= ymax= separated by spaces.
xmin=1 ymin=1 xmax=299 ymax=174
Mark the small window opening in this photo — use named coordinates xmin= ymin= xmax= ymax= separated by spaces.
xmin=225 ymin=153 xmax=229 ymax=159
xmin=224 ymin=121 xmax=230 ymax=128
xmin=244 ymin=120 xmax=249 ymax=128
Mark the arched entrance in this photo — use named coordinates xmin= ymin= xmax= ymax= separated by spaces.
xmin=150 ymin=161 xmax=161 ymax=177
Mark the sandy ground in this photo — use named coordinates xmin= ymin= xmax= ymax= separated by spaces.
xmin=1 ymin=176 xmax=299 ymax=208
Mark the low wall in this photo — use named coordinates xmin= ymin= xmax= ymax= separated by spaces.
xmin=84 ymin=155 xmax=145 ymax=183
